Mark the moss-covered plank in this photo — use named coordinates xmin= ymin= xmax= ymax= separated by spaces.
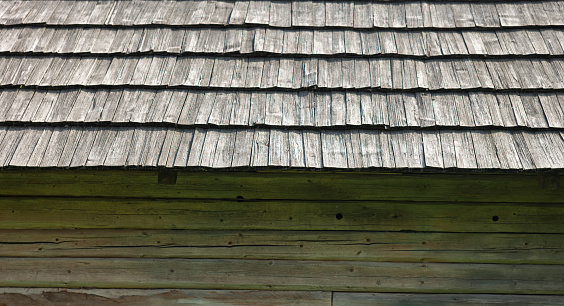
xmin=1 ymin=197 xmax=563 ymax=233
xmin=0 ymin=288 xmax=331 ymax=306
xmin=1 ymin=258 xmax=563 ymax=294
xmin=1 ymin=229 xmax=562 ymax=265
xmin=333 ymin=293 xmax=564 ymax=305
xmin=0 ymin=170 xmax=562 ymax=203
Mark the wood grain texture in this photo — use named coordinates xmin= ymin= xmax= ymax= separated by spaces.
xmin=2 ymin=1 xmax=562 ymax=29
xmin=0 ymin=288 xmax=330 ymax=306
xmin=4 ymin=56 xmax=564 ymax=90
xmin=5 ymin=26 xmax=554 ymax=56
xmin=1 ymin=229 xmax=562 ymax=265
xmin=1 ymin=0 xmax=564 ymax=300
xmin=1 ymin=89 xmax=563 ymax=129
xmin=1 ymin=258 xmax=563 ymax=294
xmin=1 ymin=196 xmax=563 ymax=233
xmin=0 ymin=127 xmax=563 ymax=170
xmin=0 ymin=170 xmax=563 ymax=203
xmin=333 ymin=293 xmax=564 ymax=305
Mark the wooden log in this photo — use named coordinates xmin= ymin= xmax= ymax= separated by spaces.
xmin=0 ymin=288 xmax=330 ymax=306
xmin=0 ymin=170 xmax=562 ymax=203
xmin=1 ymin=258 xmax=563 ymax=294
xmin=333 ymin=293 xmax=564 ymax=305
xmin=1 ymin=197 xmax=563 ymax=233
xmin=0 ymin=229 xmax=562 ymax=264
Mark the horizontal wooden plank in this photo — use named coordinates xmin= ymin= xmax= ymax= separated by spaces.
xmin=5 ymin=289 xmax=563 ymax=306
xmin=333 ymin=293 xmax=564 ymax=305
xmin=0 ymin=170 xmax=563 ymax=203
xmin=1 ymin=258 xmax=563 ymax=294
xmin=1 ymin=229 xmax=562 ymax=264
xmin=1 ymin=197 xmax=563 ymax=233
xmin=0 ymin=288 xmax=330 ymax=306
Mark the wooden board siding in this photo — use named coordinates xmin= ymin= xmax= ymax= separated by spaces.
xmin=0 ymin=289 xmax=332 ymax=306
xmin=2 ymin=197 xmax=564 ymax=233
xmin=1 ymin=229 xmax=562 ymax=265
xmin=3 ymin=289 xmax=563 ymax=306
xmin=332 ymin=293 xmax=564 ymax=305
xmin=2 ymin=258 xmax=564 ymax=294
xmin=0 ymin=170 xmax=562 ymax=203
xmin=0 ymin=169 xmax=562 ymax=299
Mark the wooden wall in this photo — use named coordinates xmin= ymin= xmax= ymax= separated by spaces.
xmin=1 ymin=170 xmax=563 ymax=304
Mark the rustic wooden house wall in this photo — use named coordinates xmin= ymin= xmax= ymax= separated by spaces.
xmin=0 ymin=0 xmax=563 ymax=304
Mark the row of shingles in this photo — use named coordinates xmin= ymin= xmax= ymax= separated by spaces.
xmin=0 ymin=125 xmax=563 ymax=169
xmin=1 ymin=1 xmax=560 ymax=171
xmin=2 ymin=55 xmax=564 ymax=90
xmin=1 ymin=88 xmax=562 ymax=129
xmin=1 ymin=1 xmax=564 ymax=29
xmin=3 ymin=26 xmax=564 ymax=57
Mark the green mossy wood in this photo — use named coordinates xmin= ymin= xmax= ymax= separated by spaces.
xmin=0 ymin=169 xmax=563 ymax=299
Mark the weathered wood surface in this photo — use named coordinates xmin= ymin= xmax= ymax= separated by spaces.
xmin=1 ymin=289 xmax=562 ymax=306
xmin=0 ymin=0 xmax=563 ymax=300
xmin=6 ymin=127 xmax=564 ymax=170
xmin=1 ymin=229 xmax=562 ymax=264
xmin=3 ymin=89 xmax=564 ymax=129
xmin=1 ymin=197 xmax=563 ymax=233
xmin=1 ymin=258 xmax=563 ymax=294
xmin=0 ymin=170 xmax=562 ymax=203
xmin=3 ymin=55 xmax=564 ymax=90
xmin=333 ymin=292 xmax=564 ymax=305
xmin=2 ymin=0 xmax=563 ymax=28
xmin=5 ymin=27 xmax=564 ymax=56
xmin=0 ymin=288 xmax=331 ymax=306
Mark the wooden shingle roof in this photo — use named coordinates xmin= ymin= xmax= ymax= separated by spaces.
xmin=1 ymin=0 xmax=563 ymax=170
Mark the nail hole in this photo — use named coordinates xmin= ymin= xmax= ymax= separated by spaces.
xmin=336 ymin=213 xmax=344 ymax=220
xmin=492 ymin=216 xmax=499 ymax=222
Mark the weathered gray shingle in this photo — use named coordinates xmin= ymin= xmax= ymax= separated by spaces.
xmin=0 ymin=0 xmax=561 ymax=170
